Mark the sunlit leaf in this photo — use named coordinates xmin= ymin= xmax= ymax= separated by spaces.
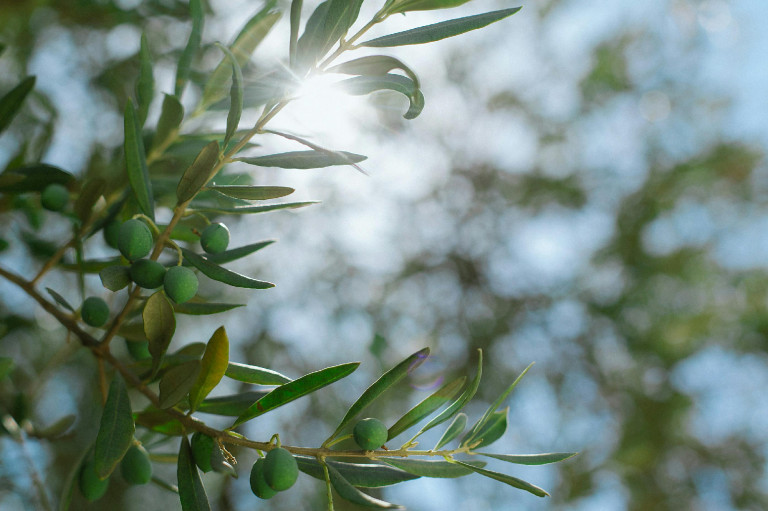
xmin=289 ymin=0 xmax=303 ymax=67
xmin=477 ymin=452 xmax=578 ymax=465
xmin=143 ymin=290 xmax=176 ymax=377
xmin=181 ymin=248 xmax=274 ymax=289
xmin=326 ymin=348 xmax=430 ymax=445
xmin=208 ymin=185 xmax=294 ymax=200
xmin=124 ymin=101 xmax=154 ymax=219
xmin=94 ymin=375 xmax=135 ymax=479
xmin=296 ymin=456 xmax=419 ymax=487
xmin=326 ymin=463 xmax=403 ymax=509
xmin=388 ymin=376 xmax=465 ymax=441
xmin=0 ymin=164 xmax=74 ymax=193
xmin=136 ymin=33 xmax=154 ymax=126
xmin=361 ymin=7 xmax=522 ymax=47
xmin=434 ymin=412 xmax=467 ymax=450
xmin=340 ymin=74 xmax=425 ymax=119
xmin=233 ymin=362 xmax=359 ymax=426
xmin=0 ymin=76 xmax=35 ymax=135
xmin=159 ymin=360 xmax=202 ymax=409
xmin=328 ymin=55 xmax=421 ymax=89
xmin=225 ymin=361 xmax=292 ymax=385
xmin=196 ymin=391 xmax=268 ymax=416
xmin=202 ymin=240 xmax=274 ymax=264
xmin=173 ymin=302 xmax=245 ymax=315
xmin=188 ymin=326 xmax=229 ymax=411
xmin=461 ymin=408 xmax=507 ymax=449
xmin=45 ymin=288 xmax=74 ymax=312
xmin=452 ymin=460 xmax=549 ymax=498
xmin=387 ymin=0 xmax=472 ymax=14
xmin=191 ymin=201 xmax=318 ymax=215
xmin=176 ymin=141 xmax=220 ymax=204
xmin=236 ymin=150 xmax=366 ymax=169
xmin=296 ymin=0 xmax=364 ymax=69
xmin=177 ymin=436 xmax=211 ymax=511
xmin=213 ymin=43 xmax=243 ymax=147
xmin=151 ymin=94 xmax=184 ymax=156
xmin=381 ymin=458 xmax=485 ymax=478
xmin=175 ymin=0 xmax=203 ymax=98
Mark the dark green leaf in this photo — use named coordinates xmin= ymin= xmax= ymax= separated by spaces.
xmin=296 ymin=456 xmax=419 ymax=487
xmin=143 ymin=290 xmax=176 ymax=377
xmin=175 ymin=0 xmax=204 ymax=98
xmin=173 ymin=302 xmax=245 ymax=315
xmin=190 ymin=201 xmax=317 ymax=215
xmin=225 ymin=361 xmax=292 ymax=385
xmin=361 ymin=7 xmax=522 ymax=47
xmin=188 ymin=326 xmax=229 ymax=411
xmin=182 ymin=248 xmax=274 ymax=289
xmin=151 ymin=94 xmax=184 ymax=156
xmin=159 ymin=360 xmax=202 ymax=409
xmin=477 ymin=452 xmax=578 ymax=466
xmin=387 ymin=376 xmax=465 ymax=441
xmin=136 ymin=33 xmax=154 ymax=126
xmin=0 ymin=76 xmax=35 ymax=135
xmin=233 ymin=361 xmax=359 ymax=426
xmin=461 ymin=408 xmax=507 ymax=449
xmin=62 ymin=257 xmax=122 ymax=273
xmin=213 ymin=43 xmax=243 ymax=147
xmin=289 ymin=0 xmax=303 ymax=67
xmin=134 ymin=408 xmax=184 ymax=435
xmin=0 ymin=164 xmax=74 ymax=193
xmin=328 ymin=55 xmax=421 ymax=89
xmin=434 ymin=412 xmax=467 ymax=450
xmin=124 ymin=101 xmax=155 ymax=219
xmin=45 ymin=288 xmax=74 ymax=312
xmin=177 ymin=436 xmax=211 ymax=511
xmin=73 ymin=178 xmax=106 ymax=223
xmin=340 ymin=74 xmax=425 ymax=119
xmin=196 ymin=391 xmax=268 ymax=416
xmin=326 ymin=348 xmax=430 ymax=445
xmin=208 ymin=185 xmax=294 ymax=201
xmin=236 ymin=150 xmax=366 ymax=169
xmin=381 ymin=458 xmax=485 ymax=478
xmin=176 ymin=141 xmax=220 ymax=204
xmin=326 ymin=463 xmax=403 ymax=509
xmin=296 ymin=0 xmax=364 ymax=69
xmin=99 ymin=265 xmax=131 ymax=292
xmin=452 ymin=460 xmax=549 ymax=498
xmin=94 ymin=375 xmax=135 ymax=479
xmin=387 ymin=0 xmax=471 ymax=14
xmin=58 ymin=444 xmax=92 ymax=511
xmin=202 ymin=240 xmax=274 ymax=264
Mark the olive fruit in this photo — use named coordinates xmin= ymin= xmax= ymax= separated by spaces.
xmin=263 ymin=447 xmax=298 ymax=491
xmin=125 ymin=339 xmax=151 ymax=361
xmin=103 ymin=220 xmax=121 ymax=249
xmin=250 ymin=458 xmax=278 ymax=499
xmin=353 ymin=418 xmax=388 ymax=451
xmin=79 ymin=457 xmax=109 ymax=502
xmin=120 ymin=444 xmax=152 ymax=485
xmin=163 ymin=266 xmax=198 ymax=303
xmin=41 ymin=183 xmax=69 ymax=211
xmin=191 ymin=432 xmax=214 ymax=473
xmin=81 ymin=297 xmax=109 ymax=327
xmin=200 ymin=223 xmax=230 ymax=254
xmin=130 ymin=259 xmax=166 ymax=289
xmin=118 ymin=219 xmax=152 ymax=261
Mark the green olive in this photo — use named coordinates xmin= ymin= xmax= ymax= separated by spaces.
xmin=118 ymin=219 xmax=152 ymax=261
xmin=103 ymin=220 xmax=121 ymax=249
xmin=353 ymin=418 xmax=388 ymax=451
xmin=163 ymin=266 xmax=198 ymax=303
xmin=200 ymin=223 xmax=230 ymax=254
xmin=120 ymin=444 xmax=152 ymax=485
xmin=250 ymin=458 xmax=278 ymax=499
xmin=81 ymin=297 xmax=109 ymax=327
xmin=263 ymin=447 xmax=298 ymax=492
xmin=191 ymin=432 xmax=214 ymax=473
xmin=41 ymin=183 xmax=69 ymax=211
xmin=130 ymin=259 xmax=166 ymax=289
xmin=79 ymin=457 xmax=109 ymax=502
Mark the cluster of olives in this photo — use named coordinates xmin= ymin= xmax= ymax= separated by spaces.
xmin=78 ymin=443 xmax=152 ymax=502
xmin=353 ymin=417 xmax=388 ymax=451
xmin=250 ymin=447 xmax=299 ymax=499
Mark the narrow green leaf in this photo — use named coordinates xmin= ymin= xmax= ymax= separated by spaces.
xmin=45 ymin=288 xmax=74 ymax=312
xmin=201 ymin=2 xmax=280 ymax=109
xmin=326 ymin=348 xmax=430 ymax=444
xmin=461 ymin=408 xmax=507 ymax=449
xmin=196 ymin=391 xmax=268 ymax=416
xmin=99 ymin=265 xmax=131 ymax=291
xmin=0 ymin=76 xmax=35 ymax=135
xmin=326 ymin=463 xmax=403 ymax=509
xmin=62 ymin=257 xmax=122 ymax=273
xmin=177 ymin=436 xmax=211 ymax=511
xmin=73 ymin=178 xmax=106 ymax=223
xmin=452 ymin=460 xmax=549 ymax=498
xmin=94 ymin=375 xmax=135 ymax=479
xmin=387 ymin=376 xmax=465 ymax=441
xmin=58 ymin=444 xmax=92 ymax=511
xmin=478 ymin=452 xmax=579 ymax=466
xmin=208 ymin=185 xmax=294 ymax=201
xmin=289 ymin=0 xmax=303 ymax=67
xmin=175 ymin=0 xmax=204 ymax=98
xmin=0 ymin=164 xmax=74 ymax=193
xmin=124 ymin=101 xmax=155 ymax=219
xmin=381 ymin=458 xmax=485 ymax=478
xmin=181 ymin=248 xmax=274 ymax=289
xmin=387 ymin=0 xmax=472 ymax=14
xmin=159 ymin=360 xmax=202 ymax=409
xmin=190 ymin=201 xmax=317 ymax=215
xmin=0 ymin=357 xmax=14 ymax=380
xmin=236 ymin=150 xmax=366 ymax=169
xmin=33 ymin=414 xmax=76 ymax=439
xmin=340 ymin=74 xmax=425 ymax=119
xmin=361 ymin=7 xmax=522 ymax=47
xmin=328 ymin=55 xmax=421 ymax=89
xmin=151 ymin=94 xmax=184 ymax=155
xmin=188 ymin=326 xmax=230 ymax=411
xmin=434 ymin=412 xmax=467 ymax=450
xmin=233 ymin=362 xmax=359 ymax=427
xmin=176 ymin=140 xmax=220 ymax=204
xmin=201 ymin=240 xmax=274 ymax=264
xmin=296 ymin=0 xmax=364 ymax=69
xmin=151 ymin=476 xmax=180 ymax=494
xmin=225 ymin=361 xmax=292 ymax=385
xmin=134 ymin=408 xmax=184 ymax=436
xmin=296 ymin=457 xmax=419 ymax=487
xmin=213 ymin=43 xmax=243 ymax=147
xmin=143 ymin=290 xmax=176 ymax=377
xmin=136 ymin=33 xmax=154 ymax=126
xmin=0 ymin=44 xmax=5 ymax=58
xmin=173 ymin=302 xmax=245 ymax=315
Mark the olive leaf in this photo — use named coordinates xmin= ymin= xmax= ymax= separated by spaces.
xmin=339 ymin=74 xmax=425 ymax=119
xmin=94 ymin=375 xmax=134 ymax=479
xmin=296 ymin=456 xmax=419 ymax=487
xmin=136 ymin=32 xmax=154 ymax=126
xmin=177 ymin=436 xmax=211 ymax=510
xmin=143 ymin=290 xmax=176 ymax=377
xmin=326 ymin=463 xmax=404 ymax=509
xmin=159 ymin=360 xmax=202 ymax=409
xmin=381 ymin=458 xmax=486 ymax=478
xmin=387 ymin=376 xmax=466 ymax=441
xmin=188 ymin=326 xmax=230 ymax=411
xmin=124 ymin=101 xmax=154 ymax=219
xmin=176 ymin=141 xmax=220 ymax=204
xmin=0 ymin=76 xmax=35 ymax=135
xmin=175 ymin=0 xmax=203 ymax=98
xmin=451 ymin=460 xmax=549 ymax=498
xmin=181 ymin=248 xmax=274 ymax=289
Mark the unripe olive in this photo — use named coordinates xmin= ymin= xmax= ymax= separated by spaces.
xmin=41 ymin=183 xmax=69 ymax=212
xmin=130 ymin=259 xmax=166 ymax=289
xmin=250 ymin=458 xmax=278 ymax=499
xmin=81 ymin=297 xmax=109 ymax=327
xmin=103 ymin=220 xmax=121 ymax=249
xmin=353 ymin=418 xmax=388 ymax=451
xmin=118 ymin=219 xmax=152 ymax=261
xmin=200 ymin=222 xmax=230 ymax=254
xmin=79 ymin=457 xmax=109 ymax=502
xmin=120 ymin=444 xmax=152 ymax=485
xmin=191 ymin=432 xmax=214 ymax=473
xmin=163 ymin=266 xmax=198 ymax=303
xmin=125 ymin=339 xmax=151 ymax=361
xmin=263 ymin=447 xmax=298 ymax=492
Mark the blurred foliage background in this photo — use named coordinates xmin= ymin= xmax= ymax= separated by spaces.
xmin=1 ymin=0 xmax=767 ymax=510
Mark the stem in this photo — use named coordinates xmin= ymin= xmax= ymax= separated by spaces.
xmin=321 ymin=458 xmax=334 ymax=511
